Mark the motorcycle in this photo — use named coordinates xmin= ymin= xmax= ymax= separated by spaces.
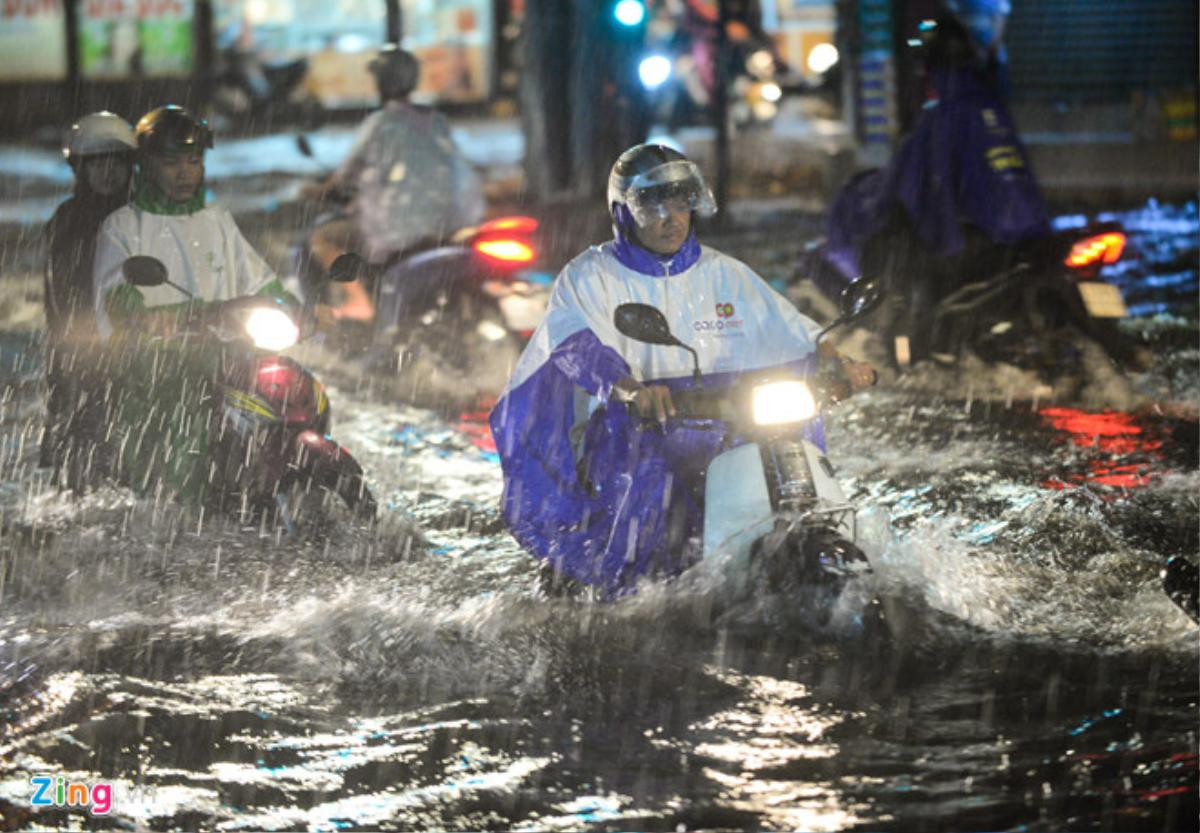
xmin=799 ymin=48 xmax=1131 ymax=370
xmin=292 ymin=138 xmax=550 ymax=410
xmin=110 ymin=255 xmax=375 ymax=533
xmin=210 ymin=23 xmax=309 ymax=128
xmin=801 ymin=209 xmax=1131 ymax=369
xmin=609 ymin=278 xmax=883 ymax=619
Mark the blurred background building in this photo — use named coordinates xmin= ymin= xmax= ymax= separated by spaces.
xmin=0 ymin=0 xmax=1194 ymax=156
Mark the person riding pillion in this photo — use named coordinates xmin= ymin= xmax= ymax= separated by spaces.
xmin=92 ymin=104 xmax=292 ymax=340
xmin=489 ymin=143 xmax=876 ymax=597
xmin=41 ymin=111 xmax=137 ymax=473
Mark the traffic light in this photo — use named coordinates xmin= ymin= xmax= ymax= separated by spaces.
xmin=612 ymin=0 xmax=647 ymax=28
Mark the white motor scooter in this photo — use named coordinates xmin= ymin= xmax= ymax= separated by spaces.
xmin=613 ymin=279 xmax=883 ymax=613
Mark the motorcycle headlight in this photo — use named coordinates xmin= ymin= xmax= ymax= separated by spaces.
xmin=245 ymin=307 xmax=299 ymax=351
xmin=752 ymin=380 xmax=816 ymax=426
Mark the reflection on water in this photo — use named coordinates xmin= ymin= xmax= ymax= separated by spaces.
xmin=1039 ymin=407 xmax=1167 ymax=489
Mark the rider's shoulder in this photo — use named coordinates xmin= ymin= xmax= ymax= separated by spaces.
xmin=697 ymin=245 xmax=763 ymax=281
xmin=561 ymin=245 xmax=611 ymax=280
xmin=100 ymin=203 xmax=138 ymax=231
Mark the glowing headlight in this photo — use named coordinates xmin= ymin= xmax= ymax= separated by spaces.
xmin=245 ymin=307 xmax=299 ymax=351
xmin=746 ymin=49 xmax=775 ymax=78
xmin=638 ymin=54 xmax=673 ymax=89
xmin=752 ymin=380 xmax=816 ymax=426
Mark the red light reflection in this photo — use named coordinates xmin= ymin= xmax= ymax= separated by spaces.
xmin=1039 ymin=407 xmax=1166 ymax=490
xmin=455 ymin=399 xmax=499 ymax=454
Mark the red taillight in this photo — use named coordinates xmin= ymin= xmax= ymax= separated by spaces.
xmin=474 ymin=238 xmax=536 ymax=264
xmin=1065 ymin=231 xmax=1126 ymax=269
xmin=478 ymin=216 xmax=539 ymax=235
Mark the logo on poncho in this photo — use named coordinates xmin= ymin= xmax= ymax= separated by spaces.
xmin=695 ymin=302 xmax=744 ymax=335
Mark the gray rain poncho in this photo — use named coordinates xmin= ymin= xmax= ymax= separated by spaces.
xmin=333 ymin=100 xmax=484 ymax=258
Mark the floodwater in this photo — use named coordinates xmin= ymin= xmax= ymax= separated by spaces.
xmin=0 ymin=202 xmax=1196 ymax=832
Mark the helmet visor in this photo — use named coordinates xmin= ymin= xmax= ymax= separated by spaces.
xmin=623 ymin=160 xmax=717 ymax=226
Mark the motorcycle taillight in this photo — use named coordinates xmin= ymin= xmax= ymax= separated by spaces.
xmin=472 ymin=216 xmax=539 ymax=268
xmin=477 ymin=216 xmax=539 ymax=235
xmin=474 ymin=238 xmax=536 ymax=265
xmin=1065 ymin=231 xmax=1126 ymax=270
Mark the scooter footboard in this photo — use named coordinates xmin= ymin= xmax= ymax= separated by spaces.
xmin=703 ymin=443 xmax=774 ymax=558
xmin=703 ymin=439 xmax=856 ymax=560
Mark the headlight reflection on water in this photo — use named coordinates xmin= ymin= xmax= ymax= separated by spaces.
xmin=688 ymin=670 xmax=865 ymax=831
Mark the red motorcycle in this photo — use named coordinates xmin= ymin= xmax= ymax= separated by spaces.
xmin=116 ymin=255 xmax=375 ymax=533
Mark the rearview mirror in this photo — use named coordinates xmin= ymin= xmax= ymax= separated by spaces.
xmin=614 ymin=303 xmax=681 ymax=347
xmin=122 ymin=255 xmax=168 ymax=288
xmin=614 ymin=302 xmax=704 ymax=386
xmin=839 ymin=278 xmax=884 ymax=322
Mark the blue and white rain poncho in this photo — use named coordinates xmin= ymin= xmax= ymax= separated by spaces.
xmin=489 ymin=228 xmax=826 ymax=596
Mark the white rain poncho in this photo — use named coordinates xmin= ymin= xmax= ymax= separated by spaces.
xmin=92 ymin=203 xmax=278 ymax=339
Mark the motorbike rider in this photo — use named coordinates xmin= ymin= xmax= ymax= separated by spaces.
xmin=40 ymin=111 xmax=136 ymax=472
xmin=303 ymin=44 xmax=484 ymax=321
xmin=489 ymin=143 xmax=875 ymax=597
xmin=821 ymin=13 xmax=1046 ymax=308
xmin=92 ymin=104 xmax=291 ymax=338
xmin=90 ymin=105 xmax=294 ymax=500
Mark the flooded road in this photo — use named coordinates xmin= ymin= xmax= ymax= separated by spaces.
xmin=0 ymin=202 xmax=1197 ymax=831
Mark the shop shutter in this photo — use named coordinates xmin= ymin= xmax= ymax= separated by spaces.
xmin=1008 ymin=0 xmax=1198 ymax=101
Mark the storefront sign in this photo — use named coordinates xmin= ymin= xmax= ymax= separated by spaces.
xmin=80 ymin=0 xmax=193 ymax=78
xmin=0 ymin=0 xmax=67 ymax=80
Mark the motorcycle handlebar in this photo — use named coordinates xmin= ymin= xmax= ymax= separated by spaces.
xmin=636 ymin=361 xmax=857 ymax=426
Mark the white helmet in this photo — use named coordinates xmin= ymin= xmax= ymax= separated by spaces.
xmin=63 ymin=111 xmax=137 ymax=164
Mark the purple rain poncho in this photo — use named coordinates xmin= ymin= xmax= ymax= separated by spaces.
xmin=824 ymin=65 xmax=1048 ymax=281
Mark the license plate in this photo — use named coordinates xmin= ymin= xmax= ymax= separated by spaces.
xmin=1077 ymin=281 xmax=1128 ymax=318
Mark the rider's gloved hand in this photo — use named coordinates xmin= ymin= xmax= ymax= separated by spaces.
xmin=817 ymin=341 xmax=877 ymax=394
xmin=843 ymin=359 xmax=878 ymax=390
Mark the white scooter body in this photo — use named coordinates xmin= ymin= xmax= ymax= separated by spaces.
xmin=702 ymin=438 xmax=856 ymax=562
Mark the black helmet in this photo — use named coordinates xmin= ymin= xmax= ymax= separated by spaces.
xmin=607 ymin=143 xmax=717 ymax=226
xmin=135 ymin=105 xmax=214 ymax=155
xmin=368 ymin=44 xmax=420 ymax=100
xmin=914 ymin=14 xmax=979 ymax=70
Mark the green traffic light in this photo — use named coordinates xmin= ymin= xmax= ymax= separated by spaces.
xmin=613 ymin=0 xmax=646 ymax=27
